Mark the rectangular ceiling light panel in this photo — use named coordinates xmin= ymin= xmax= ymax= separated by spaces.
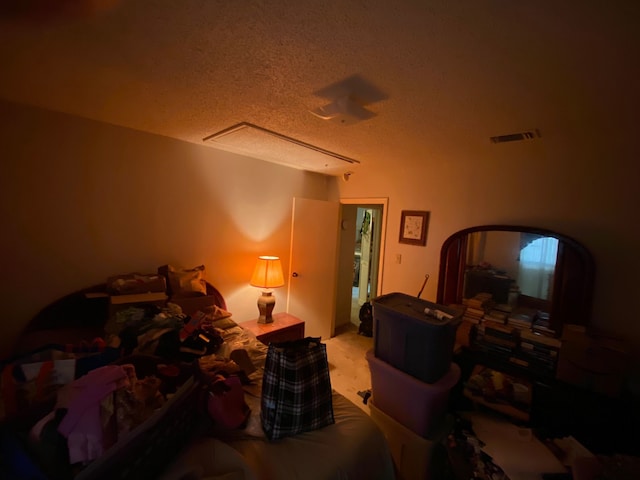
xmin=203 ymin=122 xmax=359 ymax=175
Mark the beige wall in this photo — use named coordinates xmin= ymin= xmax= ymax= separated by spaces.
xmin=0 ymin=101 xmax=331 ymax=356
xmin=2 ymin=99 xmax=639 ymax=358
xmin=339 ymin=122 xmax=640 ymax=348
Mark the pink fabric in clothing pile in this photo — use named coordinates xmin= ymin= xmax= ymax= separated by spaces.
xmin=56 ymin=365 xmax=130 ymax=464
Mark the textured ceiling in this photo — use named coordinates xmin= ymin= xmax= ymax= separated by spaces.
xmin=1 ymin=1 xmax=638 ymax=175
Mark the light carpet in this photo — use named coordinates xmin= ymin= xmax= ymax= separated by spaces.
xmin=324 ymin=323 xmax=374 ymax=414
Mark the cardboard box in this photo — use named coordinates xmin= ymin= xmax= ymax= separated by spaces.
xmin=556 ymin=338 xmax=628 ymax=397
xmin=557 ymin=325 xmax=629 ymax=397
xmin=107 ymin=273 xmax=167 ymax=295
xmin=168 ymin=295 xmax=217 ymax=316
xmin=106 ymin=293 xmax=169 ymax=334
xmin=369 ymin=400 xmax=452 ymax=480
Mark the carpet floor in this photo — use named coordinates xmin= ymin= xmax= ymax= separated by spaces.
xmin=324 ymin=323 xmax=374 ymax=414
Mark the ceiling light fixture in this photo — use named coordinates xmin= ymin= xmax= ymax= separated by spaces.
xmin=203 ymin=122 xmax=360 ymax=175
xmin=308 ymin=95 xmax=376 ymax=125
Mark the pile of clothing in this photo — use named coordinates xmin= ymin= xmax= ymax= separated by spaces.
xmin=22 ymin=356 xmax=185 ymax=478
xmin=115 ymin=303 xmax=226 ymax=361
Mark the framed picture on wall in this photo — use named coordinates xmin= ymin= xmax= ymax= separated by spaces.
xmin=399 ymin=210 xmax=429 ymax=246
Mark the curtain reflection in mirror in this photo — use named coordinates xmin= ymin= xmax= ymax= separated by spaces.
xmin=465 ymin=231 xmax=559 ymax=304
xmin=517 ymin=236 xmax=558 ymax=301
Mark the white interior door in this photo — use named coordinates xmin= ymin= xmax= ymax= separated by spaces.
xmin=287 ymin=197 xmax=340 ymax=339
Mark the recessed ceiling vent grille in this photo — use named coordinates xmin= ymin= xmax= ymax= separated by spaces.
xmin=490 ymin=129 xmax=541 ymax=144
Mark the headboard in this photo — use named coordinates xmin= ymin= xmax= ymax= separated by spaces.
xmin=10 ymin=281 xmax=226 ymax=359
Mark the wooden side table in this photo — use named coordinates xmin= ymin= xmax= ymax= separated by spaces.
xmin=240 ymin=312 xmax=305 ymax=345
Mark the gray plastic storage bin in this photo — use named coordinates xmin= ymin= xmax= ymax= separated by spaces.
xmin=372 ymin=292 xmax=462 ymax=383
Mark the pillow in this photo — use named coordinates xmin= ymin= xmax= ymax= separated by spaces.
xmin=186 ymin=304 xmax=235 ymax=330
xmin=203 ymin=304 xmax=234 ymax=322
xmin=163 ymin=264 xmax=208 ymax=298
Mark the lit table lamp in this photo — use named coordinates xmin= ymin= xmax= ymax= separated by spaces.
xmin=250 ymin=256 xmax=285 ymax=323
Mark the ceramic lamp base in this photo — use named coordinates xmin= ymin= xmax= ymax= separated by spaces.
xmin=257 ymin=291 xmax=276 ymax=323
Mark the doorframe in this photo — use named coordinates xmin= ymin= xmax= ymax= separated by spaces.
xmin=340 ymin=197 xmax=388 ymax=299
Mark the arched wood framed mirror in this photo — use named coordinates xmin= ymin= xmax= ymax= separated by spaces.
xmin=436 ymin=225 xmax=595 ymax=337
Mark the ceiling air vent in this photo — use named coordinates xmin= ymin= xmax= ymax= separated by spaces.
xmin=490 ymin=129 xmax=541 ymax=144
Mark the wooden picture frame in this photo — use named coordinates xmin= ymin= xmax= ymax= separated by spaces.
xmin=399 ymin=210 xmax=429 ymax=246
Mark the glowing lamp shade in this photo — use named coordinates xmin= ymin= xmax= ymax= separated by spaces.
xmin=250 ymin=256 xmax=285 ymax=323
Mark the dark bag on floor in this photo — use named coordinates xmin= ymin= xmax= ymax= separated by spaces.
xmin=260 ymin=337 xmax=334 ymax=440
xmin=358 ymin=301 xmax=373 ymax=337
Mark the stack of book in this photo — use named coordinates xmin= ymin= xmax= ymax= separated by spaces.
xmin=455 ymin=293 xmax=493 ymax=347
xmin=462 ymin=292 xmax=493 ymax=323
xmin=475 ymin=318 xmax=518 ymax=357
xmin=495 ymin=303 xmax=513 ymax=314
xmin=507 ymin=307 xmax=537 ymax=330
xmin=517 ymin=329 xmax=561 ymax=374
xmin=532 ymin=311 xmax=556 ymax=337
xmin=484 ymin=309 xmax=508 ymax=323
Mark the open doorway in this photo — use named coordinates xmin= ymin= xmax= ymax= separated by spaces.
xmin=352 ymin=207 xmax=380 ymax=320
xmin=335 ymin=198 xmax=387 ymax=332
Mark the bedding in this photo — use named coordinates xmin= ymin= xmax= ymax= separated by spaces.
xmin=160 ymin=264 xmax=208 ymax=297
xmin=162 ymin=394 xmax=394 ymax=480
xmin=165 ymin=320 xmax=396 ymax=480
xmin=6 ymin=278 xmax=396 ymax=480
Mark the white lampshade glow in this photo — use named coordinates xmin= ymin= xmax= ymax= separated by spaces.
xmin=250 ymin=256 xmax=285 ymax=289
xmin=250 ymin=256 xmax=285 ymax=323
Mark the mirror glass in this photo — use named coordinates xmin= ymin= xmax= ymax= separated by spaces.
xmin=465 ymin=231 xmax=558 ymax=306
xmin=437 ymin=225 xmax=595 ymax=337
